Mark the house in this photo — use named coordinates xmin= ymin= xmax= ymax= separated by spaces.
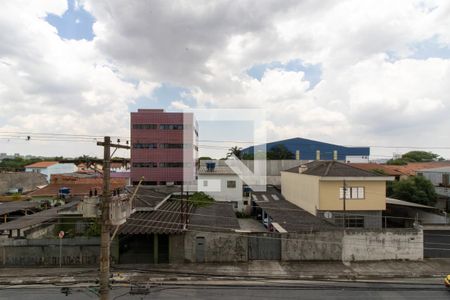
xmin=130 ymin=109 xmax=198 ymax=186
xmin=417 ymin=166 xmax=450 ymax=210
xmin=281 ymin=161 xmax=394 ymax=228
xmin=25 ymin=161 xmax=77 ymax=182
xmin=241 ymin=137 xmax=370 ymax=162
xmin=196 ymin=162 xmax=250 ymax=212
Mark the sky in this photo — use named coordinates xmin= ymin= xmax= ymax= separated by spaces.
xmin=1 ymin=0 xmax=450 ymax=159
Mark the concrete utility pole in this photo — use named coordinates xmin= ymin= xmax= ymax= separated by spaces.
xmin=342 ymin=179 xmax=347 ymax=229
xmin=97 ymin=136 xmax=130 ymax=300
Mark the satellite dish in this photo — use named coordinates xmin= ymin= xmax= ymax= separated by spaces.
xmin=324 ymin=211 xmax=333 ymax=219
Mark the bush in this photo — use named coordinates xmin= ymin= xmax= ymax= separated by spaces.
xmin=188 ymin=192 xmax=215 ymax=207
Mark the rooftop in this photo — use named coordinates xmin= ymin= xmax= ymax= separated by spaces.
xmin=25 ymin=161 xmax=59 ymax=168
xmin=284 ymin=161 xmax=381 ymax=177
xmin=189 ymin=202 xmax=240 ymax=232
xmin=0 ymin=201 xmax=40 ymax=215
xmin=29 ymin=182 xmax=125 ymax=197
xmin=119 ymin=199 xmax=193 ymax=235
xmin=198 ymin=165 xmax=236 ymax=175
xmin=253 ymin=186 xmax=335 ymax=232
xmin=0 ymin=201 xmax=79 ymax=231
xmin=126 ymin=185 xmax=180 ymax=209
xmin=418 ymin=166 xmax=450 ymax=173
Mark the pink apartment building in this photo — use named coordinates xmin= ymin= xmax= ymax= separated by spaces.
xmin=130 ymin=109 xmax=198 ymax=185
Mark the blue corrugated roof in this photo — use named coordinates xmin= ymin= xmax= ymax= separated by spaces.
xmin=242 ymin=137 xmax=370 ymax=160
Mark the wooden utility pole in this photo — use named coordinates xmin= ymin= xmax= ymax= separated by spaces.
xmin=97 ymin=136 xmax=130 ymax=300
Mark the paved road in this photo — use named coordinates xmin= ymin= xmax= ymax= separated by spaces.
xmin=0 ymin=281 xmax=448 ymax=300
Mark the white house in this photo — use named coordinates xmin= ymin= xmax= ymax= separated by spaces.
xmin=25 ymin=161 xmax=78 ymax=182
xmin=197 ymin=163 xmax=249 ymax=212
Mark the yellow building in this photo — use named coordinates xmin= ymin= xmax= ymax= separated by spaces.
xmin=281 ymin=161 xmax=394 ymax=228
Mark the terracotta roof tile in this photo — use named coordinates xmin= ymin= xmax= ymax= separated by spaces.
xmin=25 ymin=161 xmax=59 ymax=168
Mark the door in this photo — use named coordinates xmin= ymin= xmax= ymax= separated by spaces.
xmin=196 ymin=236 xmax=205 ymax=262
xmin=248 ymin=233 xmax=281 ymax=260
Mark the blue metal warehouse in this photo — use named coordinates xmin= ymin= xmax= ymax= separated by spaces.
xmin=241 ymin=137 xmax=370 ymax=161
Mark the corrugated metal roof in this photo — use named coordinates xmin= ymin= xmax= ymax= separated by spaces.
xmin=127 ymin=185 xmax=179 ymax=209
xmin=386 ymin=197 xmax=439 ymax=210
xmin=189 ymin=202 xmax=240 ymax=232
xmin=419 ymin=166 xmax=450 ymax=173
xmin=119 ymin=200 xmax=193 ymax=235
xmin=253 ymin=187 xmax=335 ymax=232
xmin=0 ymin=201 xmax=40 ymax=215
xmin=0 ymin=201 xmax=79 ymax=231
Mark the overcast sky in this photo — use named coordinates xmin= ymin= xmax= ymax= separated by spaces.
xmin=1 ymin=0 xmax=450 ymax=159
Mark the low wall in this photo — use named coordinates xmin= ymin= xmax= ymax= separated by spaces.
xmin=184 ymin=231 xmax=248 ymax=263
xmin=342 ymin=229 xmax=423 ymax=261
xmin=282 ymin=231 xmax=343 ymax=261
xmin=0 ymin=237 xmax=118 ymax=266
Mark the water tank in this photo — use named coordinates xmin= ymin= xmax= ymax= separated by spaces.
xmin=206 ymin=162 xmax=216 ymax=172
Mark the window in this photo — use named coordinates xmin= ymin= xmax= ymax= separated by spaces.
xmin=133 ymin=143 xmax=157 ymax=149
xmin=243 ymin=200 xmax=248 ymax=205
xmin=227 ymin=180 xmax=236 ymax=188
xmin=132 ymin=162 xmax=157 ymax=168
xmin=159 ymin=162 xmax=183 ymax=168
xmin=339 ymin=187 xmax=364 ymax=199
xmin=443 ymin=174 xmax=449 ymax=187
xmin=203 ymin=180 xmax=208 ymax=187
xmin=336 ymin=216 xmax=365 ymax=228
xmin=133 ymin=124 xmax=157 ymax=129
xmin=159 ymin=143 xmax=185 ymax=149
xmin=159 ymin=124 xmax=184 ymax=130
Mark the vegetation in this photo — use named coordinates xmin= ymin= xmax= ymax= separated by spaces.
xmin=84 ymin=219 xmax=101 ymax=237
xmin=267 ymin=145 xmax=295 ymax=159
xmin=198 ymin=156 xmax=212 ymax=161
xmin=0 ymin=157 xmax=43 ymax=171
xmin=390 ymin=176 xmax=437 ymax=206
xmin=188 ymin=192 xmax=215 ymax=207
xmin=226 ymin=146 xmax=242 ymax=159
xmin=387 ymin=151 xmax=444 ymax=165
xmin=235 ymin=211 xmax=251 ymax=218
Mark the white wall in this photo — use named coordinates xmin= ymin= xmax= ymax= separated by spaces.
xmin=26 ymin=163 xmax=77 ymax=182
xmin=197 ymin=174 xmax=245 ymax=211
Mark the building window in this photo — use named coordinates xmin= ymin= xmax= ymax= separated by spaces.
xmin=339 ymin=187 xmax=364 ymax=199
xmin=227 ymin=180 xmax=236 ymax=188
xmin=133 ymin=124 xmax=157 ymax=129
xmin=132 ymin=162 xmax=157 ymax=168
xmin=336 ymin=216 xmax=365 ymax=228
xmin=159 ymin=162 xmax=184 ymax=168
xmin=243 ymin=200 xmax=248 ymax=205
xmin=203 ymin=180 xmax=208 ymax=187
xmin=159 ymin=124 xmax=184 ymax=130
xmin=159 ymin=143 xmax=185 ymax=149
xmin=133 ymin=143 xmax=157 ymax=149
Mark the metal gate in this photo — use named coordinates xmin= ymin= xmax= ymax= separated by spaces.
xmin=196 ymin=236 xmax=205 ymax=262
xmin=424 ymin=230 xmax=450 ymax=258
xmin=248 ymin=233 xmax=281 ymax=260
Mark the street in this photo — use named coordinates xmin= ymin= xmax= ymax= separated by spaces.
xmin=0 ymin=281 xmax=448 ymax=300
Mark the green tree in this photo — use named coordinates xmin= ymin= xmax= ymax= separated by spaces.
xmin=391 ymin=176 xmax=437 ymax=206
xmin=267 ymin=145 xmax=294 ymax=160
xmin=387 ymin=151 xmax=443 ymax=165
xmin=198 ymin=156 xmax=212 ymax=161
xmin=188 ymin=192 xmax=215 ymax=207
xmin=226 ymin=146 xmax=242 ymax=159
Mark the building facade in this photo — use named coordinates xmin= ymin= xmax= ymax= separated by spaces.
xmin=130 ymin=109 xmax=198 ymax=185
xmin=280 ymin=161 xmax=394 ymax=228
xmin=25 ymin=162 xmax=77 ymax=182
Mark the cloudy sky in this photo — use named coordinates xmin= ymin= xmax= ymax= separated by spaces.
xmin=0 ymin=0 xmax=450 ymax=159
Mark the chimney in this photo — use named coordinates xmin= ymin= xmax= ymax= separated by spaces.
xmin=299 ymin=164 xmax=308 ymax=173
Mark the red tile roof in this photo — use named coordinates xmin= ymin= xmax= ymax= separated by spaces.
xmin=350 ymin=162 xmax=450 ymax=176
xmin=29 ymin=183 xmax=126 ymax=197
xmin=25 ymin=161 xmax=59 ymax=168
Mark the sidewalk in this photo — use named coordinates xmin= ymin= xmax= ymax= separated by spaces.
xmin=0 ymin=259 xmax=449 ymax=285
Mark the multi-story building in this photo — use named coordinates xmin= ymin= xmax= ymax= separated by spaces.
xmin=130 ymin=109 xmax=198 ymax=185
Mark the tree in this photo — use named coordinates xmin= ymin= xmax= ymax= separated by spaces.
xmin=226 ymin=146 xmax=242 ymax=159
xmin=387 ymin=151 xmax=444 ymax=165
xmin=188 ymin=192 xmax=215 ymax=207
xmin=198 ymin=156 xmax=212 ymax=161
xmin=391 ymin=176 xmax=437 ymax=206
xmin=267 ymin=145 xmax=294 ymax=160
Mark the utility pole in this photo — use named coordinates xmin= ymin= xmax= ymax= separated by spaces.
xmin=342 ymin=179 xmax=346 ymax=229
xmin=97 ymin=136 xmax=130 ymax=300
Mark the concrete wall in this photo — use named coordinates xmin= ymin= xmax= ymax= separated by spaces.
xmin=0 ymin=237 xmax=118 ymax=266
xmin=342 ymin=229 xmax=423 ymax=261
xmin=184 ymin=231 xmax=248 ymax=263
xmin=319 ymin=180 xmax=386 ymax=211
xmin=169 ymin=233 xmax=186 ymax=263
xmin=282 ymin=231 xmax=343 ymax=261
xmin=0 ymin=172 xmax=47 ymax=194
xmin=281 ymin=172 xmax=320 ymax=215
